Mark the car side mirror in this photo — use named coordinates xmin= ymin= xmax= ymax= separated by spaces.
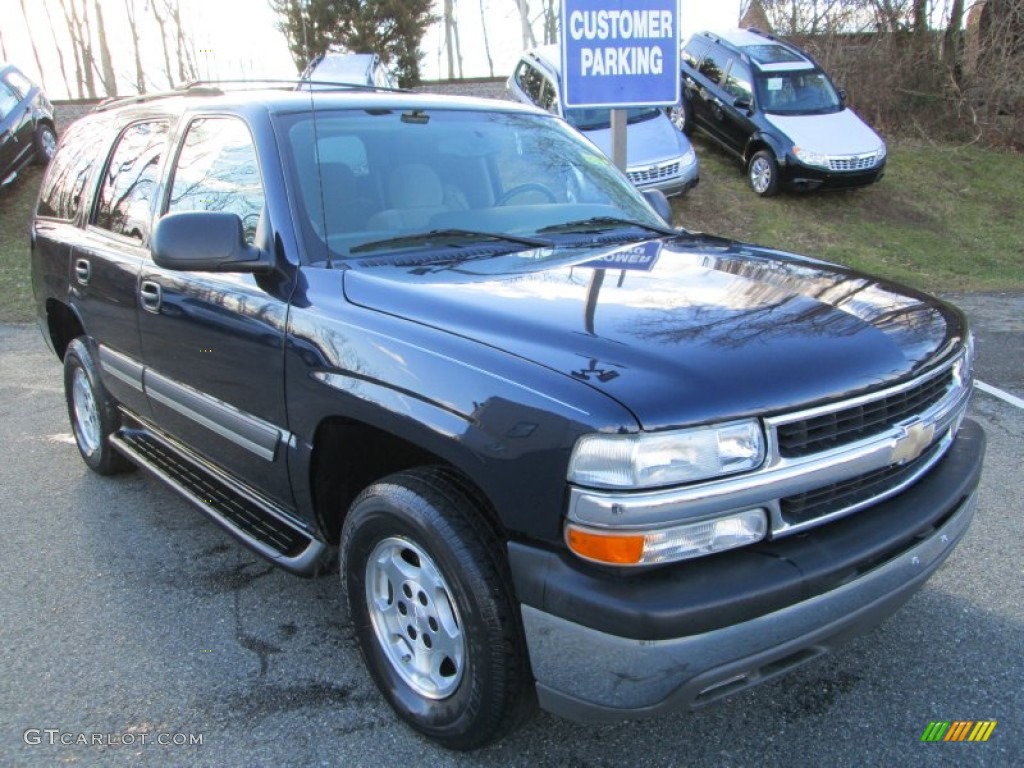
xmin=837 ymin=87 xmax=848 ymax=105
xmin=152 ymin=211 xmax=272 ymax=273
xmin=734 ymin=96 xmax=751 ymax=112
xmin=643 ymin=189 xmax=673 ymax=226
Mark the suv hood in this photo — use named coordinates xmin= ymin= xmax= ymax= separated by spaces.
xmin=344 ymin=238 xmax=962 ymax=430
xmin=766 ymin=109 xmax=883 ymax=156
xmin=583 ymin=113 xmax=688 ymax=170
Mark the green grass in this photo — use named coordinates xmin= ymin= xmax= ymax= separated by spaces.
xmin=672 ymin=137 xmax=1024 ymax=293
xmin=1 ymin=141 xmax=1021 ymax=326
xmin=0 ymin=166 xmax=44 ymax=324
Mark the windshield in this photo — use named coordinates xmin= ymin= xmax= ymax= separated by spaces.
xmin=276 ymin=107 xmax=665 ymax=263
xmin=754 ymin=70 xmax=842 ymax=115
xmin=562 ymin=106 xmax=661 ymax=131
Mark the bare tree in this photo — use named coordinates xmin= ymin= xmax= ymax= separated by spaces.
xmin=170 ymin=3 xmax=199 ymax=83
xmin=478 ymin=0 xmax=495 ymax=77
xmin=443 ymin=0 xmax=464 ymax=79
xmin=18 ymin=0 xmax=49 ymax=90
xmin=93 ymin=0 xmax=118 ymax=96
xmin=125 ymin=0 xmax=147 ymax=94
xmin=514 ymin=0 xmax=537 ymax=49
xmin=148 ymin=0 xmax=177 ymax=88
xmin=41 ymin=0 xmax=74 ymax=98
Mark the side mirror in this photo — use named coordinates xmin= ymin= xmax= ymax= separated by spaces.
xmin=152 ymin=211 xmax=272 ymax=273
xmin=837 ymin=87 xmax=848 ymax=105
xmin=643 ymin=189 xmax=673 ymax=226
xmin=734 ymin=96 xmax=752 ymax=112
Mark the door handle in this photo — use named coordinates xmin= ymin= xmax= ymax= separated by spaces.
xmin=140 ymin=280 xmax=163 ymax=313
xmin=74 ymin=258 xmax=91 ymax=285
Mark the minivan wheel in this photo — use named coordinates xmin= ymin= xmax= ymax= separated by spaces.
xmin=339 ymin=468 xmax=532 ymax=750
xmin=669 ymin=99 xmax=693 ymax=135
xmin=63 ymin=338 xmax=132 ymax=475
xmin=748 ymin=151 xmax=779 ymax=197
xmin=34 ymin=124 xmax=58 ymax=164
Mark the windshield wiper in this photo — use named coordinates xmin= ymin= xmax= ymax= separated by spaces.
xmin=350 ymin=228 xmax=551 ymax=255
xmin=537 ymin=216 xmax=678 ymax=237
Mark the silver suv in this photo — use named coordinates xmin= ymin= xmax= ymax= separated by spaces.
xmin=509 ymin=45 xmax=699 ymax=197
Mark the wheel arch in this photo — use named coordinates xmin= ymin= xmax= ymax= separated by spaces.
xmin=44 ymin=298 xmax=85 ymax=361
xmin=308 ymin=415 xmax=507 ymax=547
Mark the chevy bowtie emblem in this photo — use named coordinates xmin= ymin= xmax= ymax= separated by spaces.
xmin=891 ymin=421 xmax=936 ymax=465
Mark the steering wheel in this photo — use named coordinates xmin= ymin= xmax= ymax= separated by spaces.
xmin=497 ymin=183 xmax=557 ymax=206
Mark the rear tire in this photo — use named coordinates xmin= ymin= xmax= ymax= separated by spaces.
xmin=669 ymin=98 xmax=694 ymax=136
xmin=339 ymin=467 xmax=532 ymax=750
xmin=63 ymin=338 xmax=132 ymax=475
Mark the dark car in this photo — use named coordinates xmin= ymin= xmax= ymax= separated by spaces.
xmin=675 ymin=29 xmax=886 ymax=196
xmin=0 ymin=63 xmax=57 ymax=188
xmin=31 ymin=84 xmax=982 ymax=749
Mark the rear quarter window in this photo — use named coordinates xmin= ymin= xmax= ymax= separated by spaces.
xmin=37 ymin=118 xmax=114 ymax=221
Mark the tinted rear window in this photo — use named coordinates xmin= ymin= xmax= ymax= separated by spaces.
xmin=37 ymin=118 xmax=113 ymax=221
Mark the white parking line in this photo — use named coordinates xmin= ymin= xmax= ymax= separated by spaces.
xmin=976 ymin=381 xmax=1024 ymax=410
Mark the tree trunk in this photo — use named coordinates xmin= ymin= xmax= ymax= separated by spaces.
xmin=444 ymin=0 xmax=455 ymax=79
xmin=77 ymin=0 xmax=98 ymax=98
xmin=93 ymin=1 xmax=118 ymax=96
xmin=478 ymin=0 xmax=494 ymax=78
xmin=514 ymin=0 xmax=536 ymax=49
xmin=125 ymin=0 xmax=147 ymax=94
xmin=944 ymin=0 xmax=966 ymax=81
xmin=18 ymin=0 xmax=49 ymax=91
xmin=56 ymin=0 xmax=85 ymax=99
xmin=148 ymin=0 xmax=177 ymax=88
xmin=41 ymin=0 xmax=74 ymax=98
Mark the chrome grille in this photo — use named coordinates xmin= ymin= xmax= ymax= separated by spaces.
xmin=777 ymin=369 xmax=953 ymax=457
xmin=780 ymin=439 xmax=945 ymax=527
xmin=829 ymin=154 xmax=879 ymax=171
xmin=628 ymin=161 xmax=680 ymax=184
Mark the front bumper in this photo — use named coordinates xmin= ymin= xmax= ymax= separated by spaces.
xmin=628 ymin=157 xmax=700 ymax=197
xmin=782 ymin=157 xmax=886 ymax=191
xmin=510 ymin=419 xmax=984 ymax=721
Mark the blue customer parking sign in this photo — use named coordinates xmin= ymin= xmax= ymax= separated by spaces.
xmin=561 ymin=0 xmax=680 ymax=108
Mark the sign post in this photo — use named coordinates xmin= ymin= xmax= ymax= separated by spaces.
xmin=561 ymin=0 xmax=680 ymax=173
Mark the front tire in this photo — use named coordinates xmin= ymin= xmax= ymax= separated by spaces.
xmin=748 ymin=150 xmax=780 ymax=197
xmin=339 ymin=468 xmax=532 ymax=750
xmin=63 ymin=338 xmax=132 ymax=475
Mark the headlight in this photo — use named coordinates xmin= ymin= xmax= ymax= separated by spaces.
xmin=792 ymin=146 xmax=830 ymax=169
xmin=875 ymin=143 xmax=887 ymax=161
xmin=568 ymin=419 xmax=765 ymax=489
xmin=681 ymin=148 xmax=696 ymax=167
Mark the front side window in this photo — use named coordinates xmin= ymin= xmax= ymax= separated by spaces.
xmin=515 ymin=61 xmax=544 ymax=104
xmin=93 ymin=121 xmax=169 ymax=241
xmin=167 ymin=117 xmax=265 ymax=244
xmin=723 ymin=63 xmax=753 ymax=104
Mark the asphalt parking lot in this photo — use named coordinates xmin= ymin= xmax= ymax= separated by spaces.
xmin=1 ymin=293 xmax=1021 ymax=767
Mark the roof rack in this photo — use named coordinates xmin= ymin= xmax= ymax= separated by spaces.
xmin=91 ymin=78 xmax=409 ymax=113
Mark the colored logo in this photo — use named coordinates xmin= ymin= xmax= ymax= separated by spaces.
xmin=921 ymin=721 xmax=997 ymax=742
